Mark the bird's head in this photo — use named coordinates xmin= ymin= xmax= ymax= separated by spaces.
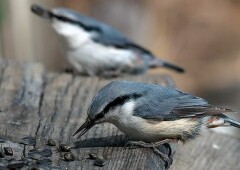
xmin=31 ymin=4 xmax=95 ymax=47
xmin=73 ymin=81 xmax=143 ymax=139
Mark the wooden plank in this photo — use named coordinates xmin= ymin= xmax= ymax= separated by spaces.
xmin=0 ymin=61 xmax=45 ymax=162
xmin=170 ymin=132 xmax=240 ymax=170
xmin=0 ymin=61 xmax=239 ymax=170
xmin=0 ymin=62 xmax=174 ymax=169
xmin=0 ymin=61 xmax=44 ymax=134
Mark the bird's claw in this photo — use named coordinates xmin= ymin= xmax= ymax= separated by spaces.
xmin=124 ymin=140 xmax=172 ymax=168
xmin=152 ymin=147 xmax=172 ymax=169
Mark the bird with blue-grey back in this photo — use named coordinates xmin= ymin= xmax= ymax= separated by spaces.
xmin=31 ymin=4 xmax=184 ymax=77
xmin=73 ymin=80 xmax=240 ymax=161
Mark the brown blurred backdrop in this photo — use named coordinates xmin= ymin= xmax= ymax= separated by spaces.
xmin=0 ymin=0 xmax=240 ymax=137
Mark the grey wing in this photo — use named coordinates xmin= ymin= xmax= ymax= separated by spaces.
xmin=133 ymin=89 xmax=228 ymax=121
xmin=92 ymin=25 xmax=130 ymax=47
xmin=92 ymin=23 xmax=154 ymax=58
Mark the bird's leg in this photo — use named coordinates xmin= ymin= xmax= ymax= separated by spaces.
xmin=125 ymin=139 xmax=174 ymax=168
xmin=151 ymin=139 xmax=175 ymax=147
xmin=125 ymin=139 xmax=173 ymax=148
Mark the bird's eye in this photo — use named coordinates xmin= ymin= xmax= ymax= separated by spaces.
xmin=96 ymin=112 xmax=104 ymax=120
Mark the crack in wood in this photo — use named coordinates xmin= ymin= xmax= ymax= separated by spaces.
xmin=0 ymin=61 xmax=8 ymax=91
xmin=35 ymin=81 xmax=46 ymax=137
xmin=59 ymin=77 xmax=82 ymax=142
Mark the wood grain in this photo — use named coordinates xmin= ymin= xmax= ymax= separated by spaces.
xmin=170 ymin=131 xmax=240 ymax=170
xmin=0 ymin=60 xmax=240 ymax=170
xmin=0 ymin=61 xmax=239 ymax=170
xmin=0 ymin=60 xmax=177 ymax=170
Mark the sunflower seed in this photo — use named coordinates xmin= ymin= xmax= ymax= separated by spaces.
xmin=20 ymin=136 xmax=37 ymax=146
xmin=4 ymin=147 xmax=13 ymax=156
xmin=47 ymin=139 xmax=56 ymax=146
xmin=94 ymin=158 xmax=105 ymax=167
xmin=59 ymin=144 xmax=71 ymax=152
xmin=63 ymin=152 xmax=75 ymax=161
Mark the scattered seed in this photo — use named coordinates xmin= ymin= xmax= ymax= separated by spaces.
xmin=0 ymin=138 xmax=5 ymax=143
xmin=28 ymin=150 xmax=42 ymax=160
xmin=63 ymin=152 xmax=75 ymax=162
xmin=36 ymin=158 xmax=52 ymax=165
xmin=94 ymin=158 xmax=105 ymax=167
xmin=4 ymin=147 xmax=13 ymax=156
xmin=47 ymin=139 xmax=56 ymax=146
xmin=20 ymin=136 xmax=37 ymax=146
xmin=28 ymin=163 xmax=40 ymax=170
xmin=40 ymin=149 xmax=52 ymax=157
xmin=59 ymin=144 xmax=71 ymax=152
xmin=0 ymin=150 xmax=5 ymax=158
xmin=88 ymin=153 xmax=97 ymax=160
xmin=7 ymin=160 xmax=25 ymax=169
xmin=28 ymin=148 xmax=52 ymax=160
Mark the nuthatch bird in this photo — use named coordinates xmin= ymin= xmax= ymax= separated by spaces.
xmin=73 ymin=80 xmax=240 ymax=147
xmin=31 ymin=5 xmax=184 ymax=77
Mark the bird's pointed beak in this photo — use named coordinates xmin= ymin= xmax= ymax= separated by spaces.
xmin=73 ymin=118 xmax=95 ymax=139
xmin=31 ymin=4 xmax=52 ymax=20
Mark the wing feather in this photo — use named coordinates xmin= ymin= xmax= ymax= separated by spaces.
xmin=133 ymin=87 xmax=234 ymax=121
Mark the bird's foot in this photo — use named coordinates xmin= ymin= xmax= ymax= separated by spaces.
xmin=152 ymin=147 xmax=172 ymax=168
xmin=125 ymin=140 xmax=173 ymax=168
xmin=125 ymin=139 xmax=173 ymax=148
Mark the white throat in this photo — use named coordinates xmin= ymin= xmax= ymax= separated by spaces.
xmin=51 ymin=19 xmax=92 ymax=49
xmin=104 ymin=100 xmax=136 ymax=122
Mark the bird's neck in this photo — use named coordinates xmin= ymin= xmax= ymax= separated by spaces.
xmin=51 ymin=19 xmax=92 ymax=49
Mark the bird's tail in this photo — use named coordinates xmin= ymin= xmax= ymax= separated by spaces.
xmin=207 ymin=111 xmax=240 ymax=128
xmin=223 ymin=117 xmax=240 ymax=128
xmin=149 ymin=59 xmax=185 ymax=73
xmin=31 ymin=4 xmax=52 ymax=20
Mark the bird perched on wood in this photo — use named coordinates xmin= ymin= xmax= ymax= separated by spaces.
xmin=31 ymin=4 xmax=184 ymax=77
xmin=73 ymin=80 xmax=240 ymax=160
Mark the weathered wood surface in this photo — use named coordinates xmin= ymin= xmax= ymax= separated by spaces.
xmin=171 ymin=131 xmax=240 ymax=170
xmin=0 ymin=60 xmax=176 ymax=170
xmin=0 ymin=60 xmax=239 ymax=170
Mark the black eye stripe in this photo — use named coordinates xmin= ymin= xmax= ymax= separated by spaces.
xmin=95 ymin=112 xmax=104 ymax=120
xmin=50 ymin=13 xmax=100 ymax=32
xmin=94 ymin=93 xmax=142 ymax=121
xmin=51 ymin=14 xmax=76 ymax=23
xmin=108 ymin=94 xmax=142 ymax=113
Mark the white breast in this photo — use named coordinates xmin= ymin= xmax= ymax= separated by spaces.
xmin=109 ymin=101 xmax=200 ymax=142
xmin=68 ymin=41 xmax=135 ymax=73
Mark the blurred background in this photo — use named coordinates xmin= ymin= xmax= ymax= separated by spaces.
xmin=0 ymin=0 xmax=239 ymax=137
